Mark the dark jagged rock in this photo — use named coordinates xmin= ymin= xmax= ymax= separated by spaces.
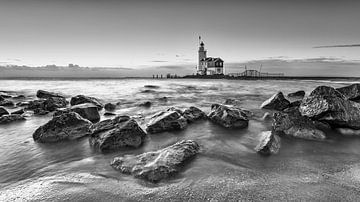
xmin=146 ymin=109 xmax=187 ymax=134
xmin=104 ymin=103 xmax=116 ymax=111
xmin=144 ymin=85 xmax=160 ymax=89
xmin=43 ymin=97 xmax=68 ymax=111
xmin=36 ymin=90 xmax=65 ymax=99
xmin=17 ymin=101 xmax=30 ymax=107
xmin=0 ymin=107 xmax=9 ymax=117
xmin=70 ymin=95 xmax=103 ymax=109
xmin=0 ymin=114 xmax=25 ymax=124
xmin=141 ymin=89 xmax=156 ymax=93
xmin=261 ymin=112 xmax=272 ymax=121
xmin=13 ymin=95 xmax=26 ymax=99
xmin=0 ymin=93 xmax=12 ymax=98
xmin=288 ymin=100 xmax=302 ymax=109
xmin=33 ymin=108 xmax=50 ymax=115
xmin=89 ymin=116 xmax=146 ymax=152
xmin=182 ymin=106 xmax=206 ymax=122
xmin=27 ymin=100 xmax=45 ymax=110
xmin=71 ymin=103 xmax=100 ymax=123
xmin=255 ymin=131 xmax=281 ymax=155
xmin=287 ymin=90 xmax=305 ymax=99
xmin=273 ymin=108 xmax=326 ymax=140
xmin=33 ymin=112 xmax=92 ymax=143
xmin=139 ymin=101 xmax=152 ymax=108
xmin=104 ymin=112 xmax=116 ymax=116
xmin=11 ymin=108 xmax=25 ymax=115
xmin=0 ymin=100 xmax=15 ymax=107
xmin=167 ymin=106 xmax=183 ymax=114
xmin=336 ymin=83 xmax=360 ymax=102
xmin=208 ymin=104 xmax=248 ymax=129
xmin=224 ymin=98 xmax=242 ymax=106
xmin=300 ymin=86 xmax=360 ymax=129
xmin=261 ymin=92 xmax=290 ymax=111
xmin=110 ymin=140 xmax=200 ymax=182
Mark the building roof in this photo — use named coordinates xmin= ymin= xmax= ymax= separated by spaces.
xmin=200 ymin=57 xmax=224 ymax=62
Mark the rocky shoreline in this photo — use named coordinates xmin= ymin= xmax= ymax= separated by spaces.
xmin=2 ymin=83 xmax=360 ymax=182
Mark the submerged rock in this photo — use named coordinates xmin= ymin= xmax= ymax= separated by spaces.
xmin=273 ymin=108 xmax=326 ymax=140
xmin=71 ymin=103 xmax=100 ymax=123
xmin=255 ymin=131 xmax=281 ymax=155
xmin=36 ymin=90 xmax=65 ymax=99
xmin=336 ymin=83 xmax=360 ymax=102
xmin=287 ymin=90 xmax=305 ymax=99
xmin=224 ymin=98 xmax=242 ymax=106
xmin=104 ymin=103 xmax=116 ymax=111
xmin=11 ymin=108 xmax=25 ymax=115
xmin=33 ymin=108 xmax=49 ymax=115
xmin=261 ymin=92 xmax=290 ymax=111
xmin=70 ymin=95 xmax=103 ymax=109
xmin=182 ymin=106 xmax=206 ymax=122
xmin=16 ymin=101 xmax=30 ymax=107
xmin=104 ymin=112 xmax=116 ymax=116
xmin=0 ymin=107 xmax=9 ymax=116
xmin=208 ymin=104 xmax=248 ymax=129
xmin=0 ymin=114 xmax=25 ymax=124
xmin=89 ymin=116 xmax=146 ymax=152
xmin=144 ymin=85 xmax=160 ymax=89
xmin=110 ymin=140 xmax=200 ymax=182
xmin=0 ymin=100 xmax=15 ymax=107
xmin=33 ymin=112 xmax=92 ymax=143
xmin=146 ymin=110 xmax=187 ymax=134
xmin=139 ymin=101 xmax=152 ymax=108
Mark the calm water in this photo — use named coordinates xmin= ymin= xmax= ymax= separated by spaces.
xmin=1 ymin=78 xmax=360 ymax=201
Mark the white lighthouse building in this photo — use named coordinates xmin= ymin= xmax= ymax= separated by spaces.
xmin=196 ymin=38 xmax=224 ymax=75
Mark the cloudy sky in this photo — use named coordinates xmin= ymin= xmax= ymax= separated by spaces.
xmin=0 ymin=0 xmax=360 ymax=76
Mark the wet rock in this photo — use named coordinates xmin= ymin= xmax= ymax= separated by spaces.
xmin=70 ymin=95 xmax=103 ymax=109
xmin=33 ymin=112 xmax=92 ymax=143
xmin=27 ymin=100 xmax=45 ymax=110
xmin=104 ymin=103 xmax=116 ymax=111
xmin=104 ymin=112 xmax=116 ymax=116
xmin=0 ymin=100 xmax=15 ymax=107
xmin=273 ymin=108 xmax=326 ymax=140
xmin=261 ymin=92 xmax=290 ymax=111
xmin=141 ymin=89 xmax=156 ymax=93
xmin=182 ymin=106 xmax=206 ymax=122
xmin=43 ymin=97 xmax=68 ymax=111
xmin=261 ymin=112 xmax=272 ymax=121
xmin=158 ymin=97 xmax=168 ymax=102
xmin=288 ymin=100 xmax=302 ymax=109
xmin=33 ymin=108 xmax=50 ymax=115
xmin=208 ymin=104 xmax=248 ymax=129
xmin=36 ymin=90 xmax=65 ymax=99
xmin=110 ymin=140 xmax=200 ymax=182
xmin=255 ymin=131 xmax=281 ymax=155
xmin=89 ymin=116 xmax=146 ymax=152
xmin=167 ymin=107 xmax=183 ymax=114
xmin=336 ymin=128 xmax=360 ymax=136
xmin=13 ymin=95 xmax=26 ymax=99
xmin=0 ymin=95 xmax=4 ymax=101
xmin=287 ymin=90 xmax=305 ymax=99
xmin=0 ymin=107 xmax=9 ymax=117
xmin=17 ymin=101 xmax=30 ymax=107
xmin=11 ymin=108 xmax=25 ymax=115
xmin=336 ymin=83 xmax=360 ymax=102
xmin=146 ymin=109 xmax=187 ymax=134
xmin=139 ymin=101 xmax=152 ymax=108
xmin=0 ymin=93 xmax=11 ymax=98
xmin=0 ymin=114 xmax=25 ymax=124
xmin=300 ymin=86 xmax=360 ymax=129
xmin=144 ymin=85 xmax=160 ymax=89
xmin=71 ymin=103 xmax=100 ymax=123
xmin=224 ymin=98 xmax=242 ymax=106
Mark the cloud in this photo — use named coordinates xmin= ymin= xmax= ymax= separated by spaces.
xmin=313 ymin=44 xmax=360 ymax=48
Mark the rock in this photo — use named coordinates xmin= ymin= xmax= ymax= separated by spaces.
xmin=36 ymin=90 xmax=65 ymax=99
xmin=300 ymin=86 xmax=360 ymax=129
xmin=71 ymin=103 xmax=100 ymax=123
xmin=288 ymin=100 xmax=302 ymax=109
xmin=89 ymin=116 xmax=147 ymax=152
xmin=261 ymin=92 xmax=290 ymax=111
xmin=336 ymin=128 xmax=360 ymax=136
xmin=139 ymin=101 xmax=152 ymax=108
xmin=144 ymin=85 xmax=160 ymax=89
xmin=0 ymin=93 xmax=12 ymax=98
xmin=43 ymin=97 xmax=68 ymax=111
xmin=33 ymin=108 xmax=50 ymax=115
xmin=70 ymin=95 xmax=103 ymax=109
xmin=104 ymin=103 xmax=116 ymax=111
xmin=13 ymin=95 xmax=26 ymax=99
xmin=0 ymin=107 xmax=9 ymax=116
xmin=0 ymin=95 xmax=4 ymax=101
xmin=255 ymin=131 xmax=281 ymax=155
xmin=224 ymin=98 xmax=242 ymax=106
xmin=110 ymin=140 xmax=200 ymax=182
xmin=287 ymin=90 xmax=305 ymax=99
xmin=261 ymin=112 xmax=272 ymax=121
xmin=273 ymin=108 xmax=326 ymax=140
xmin=27 ymin=100 xmax=45 ymax=110
xmin=158 ymin=97 xmax=168 ymax=102
xmin=0 ymin=100 xmax=15 ymax=107
xmin=33 ymin=112 xmax=92 ymax=143
xmin=167 ymin=107 xmax=183 ymax=114
xmin=17 ymin=101 xmax=30 ymax=107
xmin=146 ymin=110 xmax=187 ymax=134
xmin=336 ymin=84 xmax=360 ymax=102
xmin=0 ymin=114 xmax=25 ymax=124
xmin=208 ymin=104 xmax=249 ymax=129
xmin=141 ymin=89 xmax=156 ymax=93
xmin=104 ymin=112 xmax=116 ymax=116
xmin=11 ymin=108 xmax=25 ymax=115
xmin=182 ymin=106 xmax=206 ymax=122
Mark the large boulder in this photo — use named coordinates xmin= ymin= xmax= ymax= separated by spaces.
xmin=300 ymin=86 xmax=360 ymax=129
xmin=208 ymin=104 xmax=248 ymax=129
xmin=104 ymin=103 xmax=116 ymax=111
xmin=36 ymin=90 xmax=65 ymax=99
xmin=89 ymin=116 xmax=146 ymax=152
xmin=0 ymin=114 xmax=25 ymax=124
xmin=336 ymin=84 xmax=360 ymax=102
xmin=71 ymin=103 xmax=100 ymax=123
xmin=254 ymin=131 xmax=281 ymax=155
xmin=33 ymin=112 xmax=92 ymax=143
xmin=182 ymin=106 xmax=206 ymax=122
xmin=0 ymin=107 xmax=9 ymax=116
xmin=27 ymin=97 xmax=67 ymax=112
xmin=70 ymin=95 xmax=103 ymax=109
xmin=273 ymin=108 xmax=326 ymax=140
xmin=111 ymin=140 xmax=200 ymax=182
xmin=146 ymin=110 xmax=188 ymax=134
xmin=287 ymin=90 xmax=305 ymax=99
xmin=261 ymin=92 xmax=290 ymax=111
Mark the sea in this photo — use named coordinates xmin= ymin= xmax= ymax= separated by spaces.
xmin=1 ymin=78 xmax=360 ymax=201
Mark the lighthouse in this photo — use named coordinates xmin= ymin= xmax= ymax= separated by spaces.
xmin=197 ymin=40 xmax=207 ymax=75
xmin=196 ymin=37 xmax=224 ymax=75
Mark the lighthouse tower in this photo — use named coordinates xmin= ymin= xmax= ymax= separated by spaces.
xmin=197 ymin=40 xmax=207 ymax=75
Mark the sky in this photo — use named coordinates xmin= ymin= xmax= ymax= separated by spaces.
xmin=0 ymin=0 xmax=360 ymax=77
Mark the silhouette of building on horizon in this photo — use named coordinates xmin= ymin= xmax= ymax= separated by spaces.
xmin=196 ymin=37 xmax=224 ymax=75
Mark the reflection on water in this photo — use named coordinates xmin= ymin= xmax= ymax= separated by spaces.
xmin=1 ymin=79 xmax=360 ymax=200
